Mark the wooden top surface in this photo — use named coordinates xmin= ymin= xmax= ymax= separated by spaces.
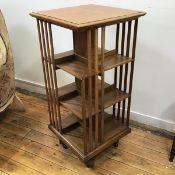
xmin=30 ymin=4 xmax=146 ymax=30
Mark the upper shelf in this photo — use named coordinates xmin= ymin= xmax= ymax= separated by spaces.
xmin=30 ymin=4 xmax=146 ymax=30
xmin=55 ymin=50 xmax=133 ymax=80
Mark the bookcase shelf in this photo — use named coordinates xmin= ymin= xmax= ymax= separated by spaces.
xmin=55 ymin=50 xmax=134 ymax=79
xmin=59 ymin=83 xmax=130 ymax=120
xmin=50 ymin=112 xmax=130 ymax=157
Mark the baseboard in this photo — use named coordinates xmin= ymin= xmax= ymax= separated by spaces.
xmin=15 ymin=77 xmax=175 ymax=133
xmin=130 ymin=111 xmax=175 ymax=133
xmin=106 ymin=107 xmax=175 ymax=133
xmin=15 ymin=78 xmax=46 ymax=95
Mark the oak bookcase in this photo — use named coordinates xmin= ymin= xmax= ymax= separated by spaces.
xmin=30 ymin=4 xmax=146 ymax=167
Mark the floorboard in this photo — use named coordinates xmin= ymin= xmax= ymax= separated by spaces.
xmin=0 ymin=170 xmax=9 ymax=175
xmin=0 ymin=92 xmax=174 ymax=175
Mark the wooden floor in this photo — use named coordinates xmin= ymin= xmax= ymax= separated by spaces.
xmin=0 ymin=92 xmax=174 ymax=175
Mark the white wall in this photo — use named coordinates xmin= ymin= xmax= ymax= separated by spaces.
xmin=1 ymin=0 xmax=175 ymax=132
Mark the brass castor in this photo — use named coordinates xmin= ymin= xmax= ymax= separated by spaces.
xmin=60 ymin=140 xmax=68 ymax=149
xmin=85 ymin=159 xmax=95 ymax=168
xmin=113 ymin=141 xmax=119 ymax=147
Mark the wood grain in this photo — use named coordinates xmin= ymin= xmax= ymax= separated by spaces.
xmin=30 ymin=4 xmax=146 ymax=30
xmin=60 ymin=85 xmax=129 ymax=120
xmin=0 ymin=155 xmax=43 ymax=175
xmin=55 ymin=50 xmax=133 ymax=79
xmin=0 ymin=93 xmax=174 ymax=175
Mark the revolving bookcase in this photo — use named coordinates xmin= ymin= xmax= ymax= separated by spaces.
xmin=30 ymin=4 xmax=146 ymax=166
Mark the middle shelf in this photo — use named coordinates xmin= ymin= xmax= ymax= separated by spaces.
xmin=58 ymin=82 xmax=130 ymax=120
xmin=55 ymin=50 xmax=134 ymax=80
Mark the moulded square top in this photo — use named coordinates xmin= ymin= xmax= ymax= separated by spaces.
xmin=30 ymin=4 xmax=146 ymax=30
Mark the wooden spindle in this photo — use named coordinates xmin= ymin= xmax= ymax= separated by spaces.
xmin=94 ymin=29 xmax=99 ymax=147
xmin=40 ymin=21 xmax=55 ymax=126
xmin=81 ymin=78 xmax=87 ymax=154
xmin=48 ymin=23 xmax=62 ymax=132
xmin=87 ymin=30 xmax=93 ymax=151
xmin=126 ymin=21 xmax=132 ymax=57
xmin=113 ymin=24 xmax=120 ymax=117
xmin=44 ymin=22 xmax=59 ymax=129
xmin=37 ymin=20 xmax=53 ymax=126
xmin=100 ymin=27 xmax=105 ymax=143
xmin=117 ymin=22 xmax=125 ymax=120
xmin=122 ymin=21 xmax=132 ymax=123
xmin=127 ymin=19 xmax=138 ymax=125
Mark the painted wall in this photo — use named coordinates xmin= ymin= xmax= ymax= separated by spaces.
xmin=1 ymin=0 xmax=175 ymax=132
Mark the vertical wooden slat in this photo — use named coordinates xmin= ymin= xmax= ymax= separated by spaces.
xmin=87 ymin=30 xmax=93 ymax=151
xmin=121 ymin=22 xmax=126 ymax=55
xmin=126 ymin=21 xmax=132 ymax=58
xmin=117 ymin=22 xmax=125 ymax=120
xmin=44 ymin=22 xmax=58 ymax=130
xmin=113 ymin=24 xmax=120 ymax=117
xmin=37 ymin=20 xmax=53 ymax=126
xmin=122 ymin=21 xmax=132 ymax=123
xmin=94 ymin=29 xmax=99 ymax=147
xmin=127 ymin=19 xmax=138 ymax=125
xmin=81 ymin=78 xmax=87 ymax=154
xmin=48 ymin=23 xmax=62 ymax=132
xmin=100 ymin=27 xmax=105 ymax=143
xmin=40 ymin=21 xmax=55 ymax=127
xmin=116 ymin=24 xmax=120 ymax=54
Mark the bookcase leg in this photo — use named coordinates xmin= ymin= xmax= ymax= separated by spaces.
xmin=59 ymin=140 xmax=68 ymax=149
xmin=113 ymin=141 xmax=119 ymax=147
xmin=85 ymin=158 xmax=95 ymax=168
xmin=169 ymin=136 xmax=175 ymax=162
xmin=169 ymin=154 xmax=175 ymax=162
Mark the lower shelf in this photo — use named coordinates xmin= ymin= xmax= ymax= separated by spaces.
xmin=49 ymin=112 xmax=131 ymax=161
xmin=58 ymin=82 xmax=130 ymax=120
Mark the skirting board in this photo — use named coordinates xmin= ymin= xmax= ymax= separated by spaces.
xmin=130 ymin=111 xmax=175 ymax=133
xmin=15 ymin=77 xmax=175 ymax=133
xmin=106 ymin=107 xmax=175 ymax=133
xmin=15 ymin=78 xmax=46 ymax=95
